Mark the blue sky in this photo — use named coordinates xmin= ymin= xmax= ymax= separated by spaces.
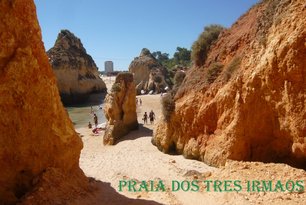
xmin=34 ymin=0 xmax=259 ymax=71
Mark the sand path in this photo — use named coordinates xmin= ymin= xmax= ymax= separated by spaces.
xmin=78 ymin=94 xmax=217 ymax=205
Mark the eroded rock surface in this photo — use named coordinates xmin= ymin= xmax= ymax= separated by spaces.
xmin=0 ymin=1 xmax=86 ymax=204
xmin=47 ymin=29 xmax=106 ymax=105
xmin=153 ymin=0 xmax=306 ymax=168
xmin=103 ymin=73 xmax=138 ymax=145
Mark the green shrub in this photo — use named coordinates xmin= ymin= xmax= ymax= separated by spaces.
xmin=111 ymin=83 xmax=121 ymax=92
xmin=206 ymin=63 xmax=223 ymax=84
xmin=191 ymin=25 xmax=225 ymax=67
xmin=256 ymin=0 xmax=281 ymax=47
xmin=223 ymin=57 xmax=241 ymax=81
xmin=174 ymin=71 xmax=186 ymax=87
xmin=168 ymin=69 xmax=176 ymax=83
xmin=161 ymin=93 xmax=175 ymax=122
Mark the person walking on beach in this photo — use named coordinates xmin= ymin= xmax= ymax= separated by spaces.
xmin=143 ymin=112 xmax=148 ymax=124
xmin=139 ymin=98 xmax=142 ymax=106
xmin=93 ymin=113 xmax=98 ymax=128
xmin=149 ymin=110 xmax=155 ymax=124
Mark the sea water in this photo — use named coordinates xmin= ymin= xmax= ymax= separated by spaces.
xmin=66 ymin=105 xmax=106 ymax=129
xmin=65 ymin=93 xmax=106 ymax=128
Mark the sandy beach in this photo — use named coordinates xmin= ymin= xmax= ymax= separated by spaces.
xmin=74 ymin=78 xmax=306 ymax=205
xmin=77 ymin=93 xmax=218 ymax=205
xmin=76 ymin=77 xmax=218 ymax=204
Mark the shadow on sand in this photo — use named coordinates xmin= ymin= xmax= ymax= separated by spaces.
xmin=78 ymin=178 xmax=164 ymax=205
xmin=116 ymin=124 xmax=153 ymax=143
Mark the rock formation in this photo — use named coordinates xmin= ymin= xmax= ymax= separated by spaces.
xmin=47 ymin=29 xmax=106 ymax=105
xmin=153 ymin=0 xmax=306 ymax=168
xmin=129 ymin=48 xmax=170 ymax=94
xmin=103 ymin=73 xmax=138 ymax=145
xmin=0 ymin=0 xmax=87 ymax=204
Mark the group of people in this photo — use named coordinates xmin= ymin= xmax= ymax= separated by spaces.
xmin=88 ymin=113 xmax=99 ymax=134
xmin=143 ymin=110 xmax=155 ymax=124
xmin=88 ymin=113 xmax=98 ymax=128
xmin=88 ymin=97 xmax=156 ymax=134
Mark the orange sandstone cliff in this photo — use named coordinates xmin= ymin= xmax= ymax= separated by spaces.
xmin=103 ymin=73 xmax=138 ymax=145
xmin=0 ymin=0 xmax=87 ymax=204
xmin=153 ymin=0 xmax=306 ymax=168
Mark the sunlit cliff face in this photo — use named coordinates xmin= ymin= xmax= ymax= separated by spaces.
xmin=0 ymin=0 xmax=85 ymax=203
xmin=153 ymin=0 xmax=306 ymax=169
